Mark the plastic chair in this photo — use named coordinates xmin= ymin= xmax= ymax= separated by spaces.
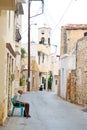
xmin=11 ymin=98 xmax=24 ymax=117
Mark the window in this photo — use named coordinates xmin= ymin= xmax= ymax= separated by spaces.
xmin=38 ymin=52 xmax=40 ymax=64
xmin=63 ymin=30 xmax=67 ymax=54
xmin=41 ymin=30 xmax=45 ymax=35
xmin=42 ymin=54 xmax=44 ymax=63
xmin=55 ymin=80 xmax=57 ymax=85
xmin=41 ymin=37 xmax=45 ymax=44
xmin=48 ymin=38 xmax=50 ymax=45
xmin=84 ymin=32 xmax=87 ymax=37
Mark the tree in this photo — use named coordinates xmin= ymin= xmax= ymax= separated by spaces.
xmin=20 ymin=48 xmax=26 ymax=87
xmin=21 ymin=48 xmax=26 ymax=58
xmin=20 ymin=77 xmax=25 ymax=86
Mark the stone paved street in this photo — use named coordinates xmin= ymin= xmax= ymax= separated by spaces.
xmin=0 ymin=91 xmax=87 ymax=130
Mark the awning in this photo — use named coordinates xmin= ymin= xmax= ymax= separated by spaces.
xmin=6 ymin=43 xmax=16 ymax=57
xmin=0 ymin=0 xmax=16 ymax=10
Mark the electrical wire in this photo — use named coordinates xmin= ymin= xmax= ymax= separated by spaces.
xmin=21 ymin=0 xmax=73 ymax=41
xmin=42 ymin=0 xmax=73 ymax=34
xmin=43 ymin=3 xmax=57 ymax=27
xmin=21 ymin=1 xmax=42 ymax=35
xmin=53 ymin=0 xmax=73 ymax=32
xmin=22 ymin=0 xmax=74 ymax=33
xmin=30 ymin=1 xmax=43 ymax=18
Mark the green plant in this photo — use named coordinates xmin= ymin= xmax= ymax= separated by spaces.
xmin=11 ymin=74 xmax=15 ymax=82
xmin=21 ymin=48 xmax=26 ymax=58
xmin=20 ymin=77 xmax=25 ymax=86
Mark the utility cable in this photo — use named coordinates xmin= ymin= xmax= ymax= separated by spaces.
xmin=52 ymin=0 xmax=73 ymax=32
xmin=30 ymin=1 xmax=44 ymax=18
xmin=43 ymin=3 xmax=57 ymax=27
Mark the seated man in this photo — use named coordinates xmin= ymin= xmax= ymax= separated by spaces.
xmin=14 ymin=90 xmax=31 ymax=118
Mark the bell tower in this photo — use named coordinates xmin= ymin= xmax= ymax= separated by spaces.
xmin=38 ymin=27 xmax=51 ymax=46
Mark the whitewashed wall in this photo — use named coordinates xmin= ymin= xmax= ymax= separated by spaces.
xmin=60 ymin=54 xmax=76 ymax=99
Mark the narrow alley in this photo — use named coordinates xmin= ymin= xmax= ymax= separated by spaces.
xmin=0 ymin=91 xmax=87 ymax=130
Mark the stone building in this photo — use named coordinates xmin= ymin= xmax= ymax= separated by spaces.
xmin=73 ymin=35 xmax=87 ymax=105
xmin=59 ymin=24 xmax=87 ymax=106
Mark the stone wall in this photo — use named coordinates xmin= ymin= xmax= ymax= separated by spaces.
xmin=75 ymin=37 xmax=87 ymax=106
xmin=61 ymin=25 xmax=87 ymax=55
xmin=66 ymin=70 xmax=76 ymax=103
xmin=66 ymin=37 xmax=87 ymax=106
xmin=60 ymin=24 xmax=87 ymax=106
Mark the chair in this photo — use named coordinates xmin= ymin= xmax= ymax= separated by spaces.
xmin=11 ymin=97 xmax=24 ymax=117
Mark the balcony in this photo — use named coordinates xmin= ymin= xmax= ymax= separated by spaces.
xmin=38 ymin=64 xmax=49 ymax=73
xmin=37 ymin=44 xmax=50 ymax=55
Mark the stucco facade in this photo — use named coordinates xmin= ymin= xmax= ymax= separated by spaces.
xmin=21 ymin=42 xmax=39 ymax=91
xmin=0 ymin=1 xmax=26 ymax=125
xmin=37 ymin=27 xmax=59 ymax=91
xmin=0 ymin=10 xmax=16 ymax=125
xmin=37 ymin=27 xmax=51 ymax=90
xmin=49 ymin=53 xmax=59 ymax=93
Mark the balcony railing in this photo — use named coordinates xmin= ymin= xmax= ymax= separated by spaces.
xmin=15 ymin=28 xmax=22 ymax=42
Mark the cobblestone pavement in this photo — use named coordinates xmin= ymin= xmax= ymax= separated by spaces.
xmin=0 ymin=91 xmax=87 ymax=130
